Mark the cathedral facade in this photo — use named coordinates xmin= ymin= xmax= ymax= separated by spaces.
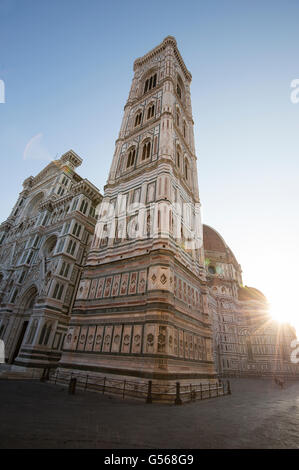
xmin=0 ymin=37 xmax=297 ymax=381
xmin=0 ymin=151 xmax=101 ymax=367
xmin=204 ymin=225 xmax=298 ymax=377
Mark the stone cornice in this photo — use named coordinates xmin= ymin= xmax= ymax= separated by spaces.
xmin=60 ymin=149 xmax=83 ymax=168
xmin=72 ymin=179 xmax=102 ymax=204
xmin=133 ymin=36 xmax=192 ymax=82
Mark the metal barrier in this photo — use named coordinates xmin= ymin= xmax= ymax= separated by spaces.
xmin=48 ymin=369 xmax=231 ymax=404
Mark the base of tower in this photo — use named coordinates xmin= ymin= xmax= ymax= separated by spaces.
xmin=51 ymin=365 xmax=224 ymax=404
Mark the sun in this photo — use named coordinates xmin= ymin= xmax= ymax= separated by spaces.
xmin=268 ymin=294 xmax=299 ymax=334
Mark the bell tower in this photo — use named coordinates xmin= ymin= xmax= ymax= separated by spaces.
xmin=60 ymin=36 xmax=217 ymax=385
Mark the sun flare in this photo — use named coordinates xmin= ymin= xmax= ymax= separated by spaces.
xmin=268 ymin=294 xmax=299 ymax=334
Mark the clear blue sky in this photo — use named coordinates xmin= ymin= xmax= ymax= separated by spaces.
xmin=1 ymin=0 xmax=299 ymax=329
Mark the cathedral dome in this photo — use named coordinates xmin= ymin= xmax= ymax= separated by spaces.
xmin=238 ymin=286 xmax=267 ymax=302
xmin=203 ymin=225 xmax=227 ymax=253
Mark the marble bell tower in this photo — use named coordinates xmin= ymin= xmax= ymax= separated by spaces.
xmin=60 ymin=36 xmax=217 ymax=385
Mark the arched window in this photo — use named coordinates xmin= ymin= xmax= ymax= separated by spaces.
xmin=147 ymin=103 xmax=155 ymax=120
xmin=176 ymin=108 xmax=180 ymax=127
xmin=146 ymin=213 xmax=151 ymax=237
xmin=177 ymin=83 xmax=182 ymax=99
xmin=177 ymin=74 xmax=185 ymax=102
xmin=177 ymin=146 xmax=181 ymax=168
xmin=153 ymin=135 xmax=158 ymax=154
xmin=183 ymin=121 xmax=187 ymax=139
xmin=134 ymin=111 xmax=142 ymax=127
xmin=184 ymin=158 xmax=190 ymax=181
xmin=79 ymin=199 xmax=88 ymax=214
xmin=144 ymin=73 xmax=157 ymax=94
xmin=141 ymin=140 xmax=151 ymax=161
xmin=52 ymin=282 xmax=64 ymax=300
xmin=126 ymin=148 xmax=136 ymax=168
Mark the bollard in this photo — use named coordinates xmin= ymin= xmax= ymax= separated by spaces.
xmin=44 ymin=368 xmax=50 ymax=381
xmin=68 ymin=377 xmax=77 ymax=395
xmin=40 ymin=368 xmax=47 ymax=382
xmin=174 ymin=382 xmax=182 ymax=405
xmin=146 ymin=380 xmax=153 ymax=404
xmin=227 ymin=380 xmax=231 ymax=395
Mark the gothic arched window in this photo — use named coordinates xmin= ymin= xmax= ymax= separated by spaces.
xmin=147 ymin=103 xmax=155 ymax=120
xmin=177 ymin=74 xmax=185 ymax=102
xmin=176 ymin=146 xmax=181 ymax=169
xmin=144 ymin=73 xmax=157 ymax=94
xmin=177 ymin=84 xmax=182 ymax=99
xmin=183 ymin=121 xmax=187 ymax=139
xmin=134 ymin=111 xmax=142 ymax=127
xmin=176 ymin=108 xmax=180 ymax=127
xmin=141 ymin=140 xmax=151 ymax=161
xmin=184 ymin=158 xmax=190 ymax=181
xmin=126 ymin=147 xmax=136 ymax=168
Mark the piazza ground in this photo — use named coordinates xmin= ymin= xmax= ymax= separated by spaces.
xmin=0 ymin=378 xmax=299 ymax=449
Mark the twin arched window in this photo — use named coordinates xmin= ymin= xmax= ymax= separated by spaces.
xmin=134 ymin=112 xmax=142 ymax=127
xmin=39 ymin=321 xmax=52 ymax=346
xmin=144 ymin=73 xmax=157 ymax=94
xmin=147 ymin=104 xmax=155 ymax=120
xmin=142 ymin=140 xmax=151 ymax=161
xmin=126 ymin=147 xmax=136 ymax=168
xmin=126 ymin=141 xmax=151 ymax=170
xmin=79 ymin=199 xmax=88 ymax=215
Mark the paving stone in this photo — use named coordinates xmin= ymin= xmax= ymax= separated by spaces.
xmin=0 ymin=378 xmax=299 ymax=449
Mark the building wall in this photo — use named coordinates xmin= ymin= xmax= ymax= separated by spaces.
xmin=0 ymin=39 xmax=297 ymax=381
xmin=0 ymin=150 xmax=101 ymax=367
xmin=204 ymin=225 xmax=299 ymax=378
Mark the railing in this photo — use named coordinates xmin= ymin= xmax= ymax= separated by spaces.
xmin=47 ymin=369 xmax=231 ymax=404
xmin=218 ymin=371 xmax=299 ymax=380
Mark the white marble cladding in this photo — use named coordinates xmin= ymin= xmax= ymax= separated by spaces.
xmin=76 ymin=268 xmax=201 ymax=305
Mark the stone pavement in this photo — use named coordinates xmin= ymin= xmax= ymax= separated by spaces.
xmin=0 ymin=378 xmax=299 ymax=449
